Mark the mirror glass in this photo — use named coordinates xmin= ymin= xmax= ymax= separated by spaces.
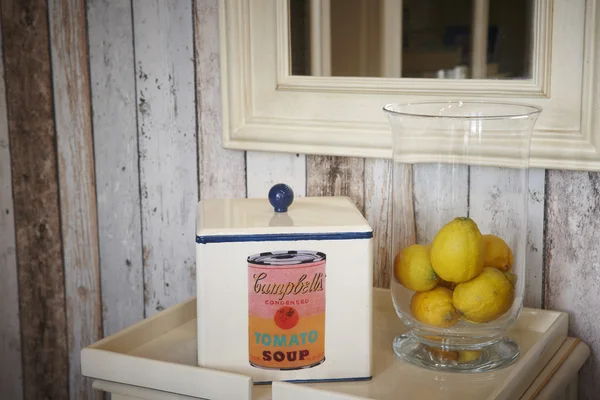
xmin=289 ymin=0 xmax=534 ymax=79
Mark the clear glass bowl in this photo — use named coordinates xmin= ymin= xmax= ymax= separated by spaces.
xmin=383 ymin=101 xmax=542 ymax=372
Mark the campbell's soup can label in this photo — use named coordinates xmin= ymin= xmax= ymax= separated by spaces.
xmin=248 ymin=250 xmax=326 ymax=370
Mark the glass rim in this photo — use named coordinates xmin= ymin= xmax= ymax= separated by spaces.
xmin=383 ymin=100 xmax=543 ymax=120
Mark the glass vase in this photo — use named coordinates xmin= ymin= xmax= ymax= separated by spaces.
xmin=383 ymin=101 xmax=541 ymax=372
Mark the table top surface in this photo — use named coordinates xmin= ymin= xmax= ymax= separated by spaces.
xmin=92 ymin=337 xmax=590 ymax=400
xmin=82 ymin=289 xmax=589 ymax=400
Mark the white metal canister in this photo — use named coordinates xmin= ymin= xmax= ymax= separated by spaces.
xmin=196 ymin=184 xmax=373 ymax=384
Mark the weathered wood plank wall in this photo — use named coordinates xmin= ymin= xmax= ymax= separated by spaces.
xmin=193 ymin=0 xmax=246 ymax=199
xmin=87 ymin=0 xmax=145 ymax=337
xmin=545 ymin=170 xmax=600 ymax=400
xmin=133 ymin=0 xmax=198 ymax=317
xmin=49 ymin=0 xmax=103 ymax=398
xmin=0 ymin=1 xmax=598 ymax=399
xmin=247 ymin=152 xmax=307 ymax=198
xmin=364 ymin=159 xmax=394 ymax=288
xmin=386 ymin=162 xmax=416 ymax=285
xmin=307 ymin=156 xmax=365 ymax=211
xmin=413 ymin=165 xmax=469 ymax=245
xmin=1 ymin=0 xmax=69 ymax=399
xmin=0 ymin=14 xmax=22 ymax=400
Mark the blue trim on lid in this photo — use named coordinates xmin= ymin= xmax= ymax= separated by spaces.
xmin=196 ymin=230 xmax=373 ymax=244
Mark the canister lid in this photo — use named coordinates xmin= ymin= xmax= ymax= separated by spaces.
xmin=196 ymin=183 xmax=372 ymax=243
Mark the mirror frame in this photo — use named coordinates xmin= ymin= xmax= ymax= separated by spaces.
xmin=218 ymin=0 xmax=600 ymax=170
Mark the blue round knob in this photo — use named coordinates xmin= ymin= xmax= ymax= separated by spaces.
xmin=269 ymin=183 xmax=294 ymax=213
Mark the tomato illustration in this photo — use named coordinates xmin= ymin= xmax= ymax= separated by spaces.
xmin=274 ymin=306 xmax=299 ymax=330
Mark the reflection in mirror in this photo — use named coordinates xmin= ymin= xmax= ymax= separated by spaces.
xmin=289 ymin=0 xmax=533 ymax=79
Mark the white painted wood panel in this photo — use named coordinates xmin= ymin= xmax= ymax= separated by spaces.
xmin=194 ymin=0 xmax=246 ymax=199
xmin=246 ymin=152 xmax=306 ymax=198
xmin=545 ymin=170 xmax=600 ymax=400
xmin=49 ymin=0 xmax=102 ymax=398
xmin=87 ymin=0 xmax=144 ymax=336
xmin=413 ymin=164 xmax=470 ymax=244
xmin=525 ymin=168 xmax=545 ymax=308
xmin=133 ymin=0 xmax=198 ymax=317
xmin=469 ymin=166 xmax=545 ymax=309
xmin=364 ymin=159 xmax=393 ymax=288
xmin=0 ymin=16 xmax=22 ymax=400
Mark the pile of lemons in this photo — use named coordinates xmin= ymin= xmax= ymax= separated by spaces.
xmin=394 ymin=217 xmax=516 ymax=328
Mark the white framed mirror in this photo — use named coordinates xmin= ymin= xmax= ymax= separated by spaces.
xmin=218 ymin=0 xmax=600 ymax=170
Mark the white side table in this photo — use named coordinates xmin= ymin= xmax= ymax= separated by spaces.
xmin=82 ymin=292 xmax=589 ymax=400
xmin=90 ymin=338 xmax=589 ymax=400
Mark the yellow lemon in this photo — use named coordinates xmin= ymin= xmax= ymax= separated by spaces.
xmin=430 ymin=217 xmax=485 ymax=283
xmin=428 ymin=347 xmax=458 ymax=361
xmin=453 ymin=267 xmax=515 ymax=323
xmin=457 ymin=350 xmax=481 ymax=363
xmin=410 ymin=287 xmax=459 ymax=328
xmin=482 ymin=234 xmax=514 ymax=272
xmin=505 ymin=272 xmax=518 ymax=286
xmin=394 ymin=244 xmax=439 ymax=292
xmin=426 ymin=348 xmax=481 ymax=363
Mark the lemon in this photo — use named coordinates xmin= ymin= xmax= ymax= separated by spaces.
xmin=410 ymin=287 xmax=459 ymax=328
xmin=457 ymin=350 xmax=481 ymax=363
xmin=482 ymin=234 xmax=514 ymax=272
xmin=394 ymin=244 xmax=439 ymax=292
xmin=505 ymin=272 xmax=518 ymax=286
xmin=428 ymin=347 xmax=458 ymax=361
xmin=430 ymin=217 xmax=485 ymax=283
xmin=453 ymin=267 xmax=515 ymax=323
xmin=427 ymin=348 xmax=481 ymax=363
